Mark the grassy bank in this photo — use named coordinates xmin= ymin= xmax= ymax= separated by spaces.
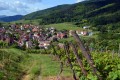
xmin=0 ymin=48 xmax=72 ymax=80
xmin=0 ymin=48 xmax=29 ymax=80
xmin=22 ymin=53 xmax=72 ymax=80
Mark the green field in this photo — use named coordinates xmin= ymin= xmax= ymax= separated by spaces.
xmin=45 ymin=23 xmax=83 ymax=30
xmin=23 ymin=53 xmax=72 ymax=80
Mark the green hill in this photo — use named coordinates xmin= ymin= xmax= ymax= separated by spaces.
xmin=23 ymin=4 xmax=71 ymax=20
xmin=0 ymin=15 xmax=23 ymax=22
xmin=23 ymin=0 xmax=120 ymax=25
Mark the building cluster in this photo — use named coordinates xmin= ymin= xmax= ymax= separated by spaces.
xmin=0 ymin=24 xmax=67 ymax=49
xmin=0 ymin=24 xmax=93 ymax=49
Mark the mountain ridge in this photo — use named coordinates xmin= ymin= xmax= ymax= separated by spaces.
xmin=0 ymin=15 xmax=23 ymax=22
xmin=0 ymin=15 xmax=7 ymax=18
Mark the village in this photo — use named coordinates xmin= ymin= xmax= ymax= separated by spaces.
xmin=0 ymin=24 xmax=93 ymax=49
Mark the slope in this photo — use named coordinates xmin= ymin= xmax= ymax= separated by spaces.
xmin=23 ymin=0 xmax=120 ymax=25
xmin=0 ymin=15 xmax=23 ymax=22
xmin=23 ymin=4 xmax=71 ymax=20
xmin=0 ymin=48 xmax=72 ymax=80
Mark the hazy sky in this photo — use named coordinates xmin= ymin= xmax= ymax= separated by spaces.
xmin=0 ymin=0 xmax=84 ymax=16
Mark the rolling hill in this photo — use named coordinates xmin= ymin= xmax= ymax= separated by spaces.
xmin=23 ymin=4 xmax=71 ymax=20
xmin=0 ymin=15 xmax=23 ymax=22
xmin=23 ymin=0 xmax=120 ymax=25
xmin=0 ymin=15 xmax=7 ymax=18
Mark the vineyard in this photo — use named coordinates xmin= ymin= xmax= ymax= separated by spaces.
xmin=0 ymin=31 xmax=120 ymax=80
xmin=0 ymin=0 xmax=120 ymax=80
xmin=45 ymin=31 xmax=120 ymax=80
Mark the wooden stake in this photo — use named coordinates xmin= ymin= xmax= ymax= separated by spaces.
xmin=64 ymin=44 xmax=77 ymax=80
xmin=71 ymin=31 xmax=102 ymax=80
xmin=70 ymin=43 xmax=88 ymax=76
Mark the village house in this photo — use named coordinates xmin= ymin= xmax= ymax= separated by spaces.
xmin=27 ymin=29 xmax=31 ymax=33
xmin=0 ymin=27 xmax=5 ymax=32
xmin=18 ymin=40 xmax=24 ymax=47
xmin=0 ymin=34 xmax=3 ymax=40
xmin=10 ymin=24 xmax=16 ymax=30
xmin=32 ymin=27 xmax=39 ymax=32
xmin=50 ymin=34 xmax=58 ymax=42
xmin=24 ymin=24 xmax=30 ymax=29
xmin=57 ymin=32 xmax=68 ymax=39
xmin=75 ymin=30 xmax=89 ymax=36
xmin=39 ymin=41 xmax=51 ymax=49
xmin=69 ymin=30 xmax=73 ymax=36
xmin=26 ymin=40 xmax=32 ymax=49
xmin=49 ymin=27 xmax=56 ymax=33
xmin=83 ymin=26 xmax=90 ymax=29
xmin=0 ymin=24 xmax=72 ymax=49
xmin=33 ymin=32 xmax=40 ymax=40
xmin=0 ymin=28 xmax=5 ymax=40
xmin=20 ymin=25 xmax=24 ymax=30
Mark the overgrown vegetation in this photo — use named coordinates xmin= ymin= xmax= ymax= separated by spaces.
xmin=48 ymin=41 xmax=120 ymax=80
xmin=0 ymin=49 xmax=28 ymax=80
xmin=0 ymin=48 xmax=72 ymax=80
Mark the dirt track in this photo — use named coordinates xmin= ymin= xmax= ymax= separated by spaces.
xmin=43 ymin=76 xmax=74 ymax=80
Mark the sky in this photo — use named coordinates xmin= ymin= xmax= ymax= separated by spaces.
xmin=0 ymin=0 xmax=85 ymax=16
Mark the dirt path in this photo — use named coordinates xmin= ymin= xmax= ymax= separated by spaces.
xmin=43 ymin=76 xmax=74 ymax=80
xmin=21 ymin=54 xmax=72 ymax=80
xmin=22 ymin=61 xmax=37 ymax=80
xmin=22 ymin=74 xmax=30 ymax=80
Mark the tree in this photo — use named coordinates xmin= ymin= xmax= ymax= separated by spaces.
xmin=0 ymin=22 xmax=3 ymax=27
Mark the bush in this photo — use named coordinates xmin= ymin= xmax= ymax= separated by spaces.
xmin=0 ymin=49 xmax=27 ymax=80
xmin=0 ymin=41 xmax=8 ymax=48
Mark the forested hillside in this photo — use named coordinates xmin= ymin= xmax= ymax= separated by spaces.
xmin=0 ymin=15 xmax=23 ymax=22
xmin=23 ymin=0 xmax=120 ymax=25
xmin=23 ymin=4 xmax=71 ymax=20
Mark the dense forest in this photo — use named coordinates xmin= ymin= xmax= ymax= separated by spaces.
xmin=23 ymin=0 xmax=120 ymax=25
xmin=0 ymin=15 xmax=23 ymax=22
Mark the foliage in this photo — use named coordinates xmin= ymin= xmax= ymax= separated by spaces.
xmin=0 ymin=41 xmax=8 ymax=48
xmin=0 ymin=49 xmax=28 ymax=80
xmin=23 ymin=4 xmax=71 ymax=20
xmin=48 ymin=43 xmax=120 ymax=80
xmin=23 ymin=0 xmax=120 ymax=25
xmin=0 ymin=22 xmax=3 ymax=27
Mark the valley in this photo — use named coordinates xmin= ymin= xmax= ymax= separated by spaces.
xmin=0 ymin=0 xmax=120 ymax=80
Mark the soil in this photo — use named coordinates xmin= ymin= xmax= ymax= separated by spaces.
xmin=43 ymin=76 xmax=74 ymax=80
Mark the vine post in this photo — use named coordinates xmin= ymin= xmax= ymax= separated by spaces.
xmin=64 ymin=43 xmax=77 ymax=80
xmin=70 ymin=42 xmax=88 ymax=76
xmin=71 ymin=30 xmax=102 ymax=80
